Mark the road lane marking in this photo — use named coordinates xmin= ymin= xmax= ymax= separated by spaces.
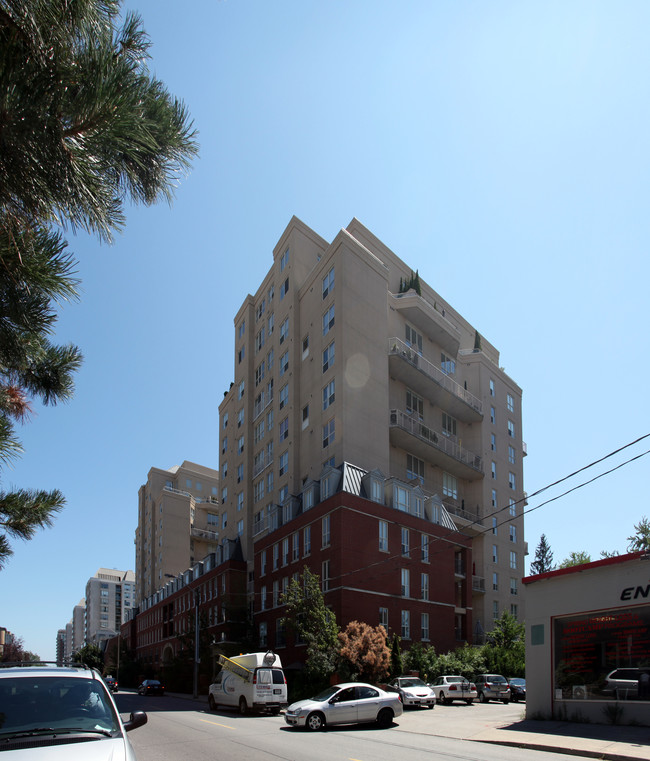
xmin=200 ymin=719 xmax=236 ymax=730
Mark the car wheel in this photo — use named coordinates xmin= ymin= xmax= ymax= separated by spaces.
xmin=502 ymin=699 xmax=510 ymax=704
xmin=478 ymin=691 xmax=488 ymax=703
xmin=270 ymin=708 xmax=280 ymax=716
xmin=439 ymin=691 xmax=447 ymax=705
xmin=306 ymin=712 xmax=325 ymax=731
xmin=466 ymin=699 xmax=474 ymax=705
xmin=238 ymin=697 xmax=248 ymax=715
xmin=376 ymin=708 xmax=394 ymax=728
xmin=208 ymin=694 xmax=216 ymax=711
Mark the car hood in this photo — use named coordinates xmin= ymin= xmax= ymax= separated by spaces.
xmin=0 ymin=737 xmax=135 ymax=760
xmin=287 ymin=698 xmax=322 ymax=712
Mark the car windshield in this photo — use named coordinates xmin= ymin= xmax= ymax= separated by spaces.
xmin=0 ymin=676 xmax=119 ymax=738
xmin=312 ymin=686 xmax=341 ymax=702
xmin=448 ymin=677 xmax=464 ymax=683
xmin=399 ymin=678 xmax=426 ymax=687
xmin=488 ymin=676 xmax=507 ymax=684
xmin=510 ymin=678 xmax=525 ymax=685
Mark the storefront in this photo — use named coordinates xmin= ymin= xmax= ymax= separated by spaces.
xmin=523 ymin=551 xmax=650 ymax=726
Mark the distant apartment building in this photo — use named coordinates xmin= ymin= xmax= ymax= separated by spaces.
xmin=215 ymin=216 xmax=526 ymax=652
xmin=85 ymin=568 xmax=135 ymax=646
xmin=134 ymin=461 xmax=220 ymax=603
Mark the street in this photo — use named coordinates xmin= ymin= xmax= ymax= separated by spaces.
xmin=115 ymin=691 xmax=583 ymax=761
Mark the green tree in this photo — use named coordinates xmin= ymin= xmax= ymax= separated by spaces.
xmin=281 ymin=568 xmax=339 ymax=685
xmin=529 ymin=533 xmax=554 ymax=574
xmin=482 ymin=612 xmax=525 ymax=678
xmin=627 ymin=516 xmax=650 ymax=552
xmin=558 ymin=551 xmax=592 ymax=568
xmin=0 ymin=0 xmax=197 ymax=568
xmin=338 ymin=621 xmax=390 ymax=683
xmin=389 ymin=633 xmax=403 ymax=678
xmin=73 ymin=643 xmax=104 ymax=672
xmin=403 ymin=641 xmax=438 ymax=681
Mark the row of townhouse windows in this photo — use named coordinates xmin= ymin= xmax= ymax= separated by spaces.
xmin=380 ymin=522 xmax=431 ymax=561
xmin=492 ymin=601 xmax=519 ymax=620
xmin=399 ymin=569 xmax=434 ymax=601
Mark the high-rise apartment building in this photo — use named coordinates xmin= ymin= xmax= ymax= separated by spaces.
xmin=218 ymin=217 xmax=526 ymax=645
xmin=85 ymin=568 xmax=135 ymax=645
xmin=134 ymin=461 xmax=220 ymax=603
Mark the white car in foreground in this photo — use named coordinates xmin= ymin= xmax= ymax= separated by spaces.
xmin=285 ymin=682 xmax=403 ymax=730
xmin=385 ymin=676 xmax=436 ymax=708
xmin=0 ymin=663 xmax=147 ymax=759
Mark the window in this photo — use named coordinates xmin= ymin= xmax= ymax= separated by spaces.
xmin=489 ymin=379 xmax=495 ymax=396
xmin=280 ymin=247 xmax=289 ymax=271
xmin=379 ymin=607 xmax=389 ymax=629
xmin=510 ymin=525 xmax=516 ymax=543
xmin=508 ymin=419 xmax=515 ymax=438
xmin=406 ymin=389 xmax=423 ymax=420
xmin=267 ymin=312 xmax=274 ymax=335
xmin=256 ymin=299 xmax=266 ymax=322
xmin=238 ymin=436 xmax=244 ymax=454
xmin=222 ymin=513 xmax=228 ymax=529
xmin=279 ymin=451 xmax=288 ymax=476
xmin=405 ymin=324 xmax=422 ymax=353
xmin=320 ymin=418 xmax=335 ymax=448
xmin=302 ymin=404 xmax=309 ymax=429
xmin=509 ymin=471 xmax=516 ymax=490
xmin=301 ymin=334 xmax=309 ymax=359
xmin=273 ymin=580 xmax=279 ymax=607
xmin=280 ymin=317 xmax=289 ymax=344
xmin=510 ymin=578 xmax=518 ymax=596
xmin=238 ymin=320 xmax=245 ymax=339
xmin=254 ymin=420 xmax=265 ymax=444
xmin=490 ymin=406 xmax=496 ymax=424
xmin=221 ymin=486 xmax=227 ymax=503
xmin=323 ymin=341 xmax=335 ymax=373
xmin=510 ymin=551 xmax=517 ymax=570
xmin=237 ymin=519 xmax=244 ymax=536
xmin=421 ymin=612 xmax=430 ymax=640
xmin=280 ymin=277 xmax=289 ymax=299
xmin=421 ymin=534 xmax=429 ymax=562
xmin=401 ymin=609 xmax=411 ymax=639
xmin=255 ymin=362 xmax=265 ymax=387
xmin=322 ymin=515 xmax=331 ymax=547
xmin=223 ymin=412 xmax=228 ymax=429
xmin=441 ymin=352 xmax=456 ymax=374
xmin=323 ymin=379 xmax=335 ymax=410
xmin=259 ymin=621 xmax=268 ymax=646
xmin=491 ymin=461 xmax=497 ymax=479
xmin=442 ymin=412 xmax=457 ymax=437
xmin=509 ymin=499 xmax=516 ymax=517
xmin=492 ymin=572 xmax=498 ymax=591
xmin=282 ymin=537 xmax=289 ymax=566
xmin=492 ymin=544 xmax=498 ymax=563
xmin=508 ymin=445 xmax=516 ymax=464
xmin=442 ymin=472 xmax=457 ymax=499
xmin=267 ymin=471 xmax=274 ymax=494
xmin=303 ymin=526 xmax=311 ymax=556
xmin=254 ymin=480 xmax=264 ymax=502
xmin=510 ymin=604 xmax=518 ymax=619
xmin=237 ymin=463 xmax=243 ymax=483
xmin=267 ymin=408 xmax=274 ymax=430
xmin=237 ymin=408 xmax=244 ymax=427
xmin=267 ymin=347 xmax=274 ymax=370
xmin=279 ymin=417 xmax=289 ymax=441
xmin=493 ymin=601 xmax=499 ymax=620
xmin=322 ymin=560 xmax=330 ymax=592
xmin=222 ymin=436 xmax=228 ymax=455
xmin=406 ymin=453 xmax=424 ymax=484
xmin=279 ymin=383 xmax=288 ymax=409
xmin=379 ymin=520 xmax=388 ymax=552
xmin=238 ymin=380 xmax=245 ymax=399
xmin=272 ymin=543 xmax=279 ymax=570
xmin=260 ymin=550 xmax=267 ymax=576
xmin=292 ymin=532 xmax=299 ymax=561
xmin=401 ymin=568 xmax=410 ymax=597
xmin=421 ymin=573 xmax=429 ymax=601
xmin=507 ymin=393 xmax=514 ymax=412
xmin=491 ymin=433 xmax=496 ymax=451
xmin=395 ymin=484 xmax=409 ymax=512
xmin=492 ymin=517 xmax=497 ymax=535
xmin=280 ymin=350 xmax=289 ymax=375
xmin=222 ymin=461 xmax=228 ymax=478
xmin=255 ymin=327 xmax=265 ymax=353
xmin=322 ymin=305 xmax=335 ymax=336
xmin=401 ymin=527 xmax=410 ymax=557
xmin=238 ymin=345 xmax=245 ymax=363
xmin=491 ymin=489 xmax=497 ymax=508
xmin=322 ymin=266 xmax=334 ymax=299
xmin=260 ymin=586 xmax=267 ymax=611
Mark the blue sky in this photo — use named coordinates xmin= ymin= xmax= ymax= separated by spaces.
xmin=2 ymin=0 xmax=649 ymax=661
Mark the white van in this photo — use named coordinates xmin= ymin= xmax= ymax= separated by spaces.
xmin=208 ymin=651 xmax=287 ymax=715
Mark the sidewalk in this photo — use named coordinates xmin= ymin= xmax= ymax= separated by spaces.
xmin=466 ymin=718 xmax=650 ymax=761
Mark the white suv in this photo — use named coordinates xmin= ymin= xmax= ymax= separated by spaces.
xmin=0 ymin=662 xmax=147 ymax=759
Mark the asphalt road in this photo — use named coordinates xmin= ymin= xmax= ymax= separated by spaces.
xmin=115 ymin=691 xmax=579 ymax=761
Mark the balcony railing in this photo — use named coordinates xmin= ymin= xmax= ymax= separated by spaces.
xmin=390 ymin=409 xmax=483 ymax=473
xmin=190 ymin=527 xmax=219 ymax=542
xmin=472 ymin=575 xmax=486 ymax=593
xmin=388 ymin=338 xmax=482 ymax=415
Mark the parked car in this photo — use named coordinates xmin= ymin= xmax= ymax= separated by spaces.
xmin=105 ymin=675 xmax=118 ymax=692
xmin=384 ymin=676 xmax=436 ymax=708
xmin=208 ymin=651 xmax=287 ymax=714
xmin=430 ymin=675 xmax=477 ymax=705
xmin=0 ymin=661 xmax=147 ymax=759
xmin=474 ymin=674 xmax=511 ymax=703
xmin=284 ymin=682 xmax=403 ymax=730
xmin=508 ymin=677 xmax=526 ymax=701
xmin=137 ymin=679 xmax=165 ymax=696
xmin=602 ymin=668 xmax=650 ymax=699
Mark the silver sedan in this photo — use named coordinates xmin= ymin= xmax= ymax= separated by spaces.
xmin=284 ymin=682 xmax=403 ymax=730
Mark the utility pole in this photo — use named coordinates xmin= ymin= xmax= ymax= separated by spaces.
xmin=193 ymin=588 xmax=200 ymax=699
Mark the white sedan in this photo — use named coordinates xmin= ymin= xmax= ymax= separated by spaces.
xmin=385 ymin=676 xmax=436 ymax=708
xmin=284 ymin=682 xmax=403 ymax=730
xmin=430 ymin=675 xmax=478 ymax=705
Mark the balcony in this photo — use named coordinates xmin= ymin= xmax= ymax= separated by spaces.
xmin=472 ymin=575 xmax=486 ymax=593
xmin=390 ymin=291 xmax=461 ymax=356
xmin=388 ymin=338 xmax=482 ymax=422
xmin=190 ymin=527 xmax=219 ymax=542
xmin=389 ymin=409 xmax=484 ymax=480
